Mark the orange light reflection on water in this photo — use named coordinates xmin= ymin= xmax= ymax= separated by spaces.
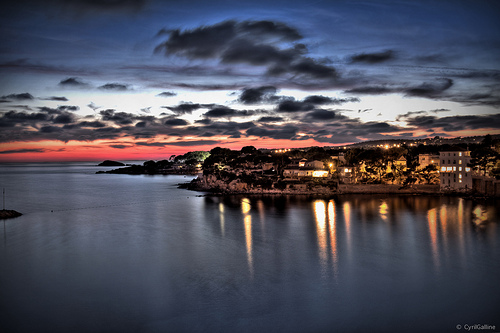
xmin=427 ymin=208 xmax=440 ymax=269
xmin=314 ymin=200 xmax=328 ymax=270
xmin=328 ymin=200 xmax=338 ymax=277
xmin=241 ymin=198 xmax=253 ymax=277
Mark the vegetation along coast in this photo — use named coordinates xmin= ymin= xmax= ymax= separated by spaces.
xmin=97 ymin=135 xmax=500 ymax=198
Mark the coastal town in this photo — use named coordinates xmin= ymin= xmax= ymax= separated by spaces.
xmin=98 ymin=134 xmax=500 ymax=197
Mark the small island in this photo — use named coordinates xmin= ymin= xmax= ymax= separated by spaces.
xmin=97 ymin=160 xmax=126 ymax=167
xmin=0 ymin=209 xmax=22 ymax=219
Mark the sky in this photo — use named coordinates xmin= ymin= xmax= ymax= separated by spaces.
xmin=1 ymin=0 xmax=499 ymax=162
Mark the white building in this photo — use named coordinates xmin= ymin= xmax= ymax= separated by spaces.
xmin=439 ymin=150 xmax=472 ymax=191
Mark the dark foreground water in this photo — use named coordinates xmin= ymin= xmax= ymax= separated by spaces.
xmin=0 ymin=163 xmax=499 ymax=333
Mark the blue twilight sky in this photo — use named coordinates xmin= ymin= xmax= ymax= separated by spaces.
xmin=1 ymin=0 xmax=500 ymax=160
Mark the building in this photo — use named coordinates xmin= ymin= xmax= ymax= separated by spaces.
xmin=439 ymin=150 xmax=472 ymax=191
xmin=283 ymin=167 xmax=329 ymax=178
xmin=304 ymin=160 xmax=324 ymax=169
xmin=418 ymin=154 xmax=440 ymax=169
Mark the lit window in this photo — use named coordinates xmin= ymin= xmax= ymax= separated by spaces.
xmin=459 ymin=152 xmax=462 ymax=156
xmin=441 ymin=166 xmax=446 ymax=172
xmin=465 ymin=167 xmax=470 ymax=172
xmin=459 ymin=167 xmax=462 ymax=171
xmin=459 ymin=180 xmax=462 ymax=183
xmin=453 ymin=167 xmax=456 ymax=171
xmin=344 ymin=168 xmax=350 ymax=173
xmin=459 ymin=160 xmax=462 ymax=164
xmin=459 ymin=174 xmax=462 ymax=179
xmin=446 ymin=167 xmax=452 ymax=171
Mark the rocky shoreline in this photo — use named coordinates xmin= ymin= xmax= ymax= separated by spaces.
xmin=182 ymin=179 xmax=443 ymax=196
xmin=0 ymin=209 xmax=22 ymax=219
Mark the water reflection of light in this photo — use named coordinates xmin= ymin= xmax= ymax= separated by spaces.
xmin=343 ymin=201 xmax=352 ymax=255
xmin=257 ymin=200 xmax=266 ymax=240
xmin=219 ymin=202 xmax=225 ymax=237
xmin=241 ymin=198 xmax=251 ymax=215
xmin=314 ymin=200 xmax=328 ymax=269
xmin=241 ymin=198 xmax=253 ymax=277
xmin=379 ymin=201 xmax=388 ymax=221
xmin=439 ymin=205 xmax=448 ymax=252
xmin=473 ymin=205 xmax=488 ymax=226
xmin=427 ymin=208 xmax=440 ymax=269
xmin=244 ymin=214 xmax=253 ymax=277
xmin=328 ymin=200 xmax=338 ymax=276
xmin=458 ymin=198 xmax=465 ymax=260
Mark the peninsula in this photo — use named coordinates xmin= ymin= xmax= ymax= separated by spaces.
xmin=97 ymin=136 xmax=500 ymax=197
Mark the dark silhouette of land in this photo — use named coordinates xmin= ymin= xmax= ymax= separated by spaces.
xmin=0 ymin=209 xmax=22 ymax=219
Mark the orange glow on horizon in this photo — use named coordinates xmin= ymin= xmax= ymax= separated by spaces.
xmin=0 ymin=136 xmax=347 ymax=163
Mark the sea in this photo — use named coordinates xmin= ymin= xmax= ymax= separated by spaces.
xmin=0 ymin=162 xmax=499 ymax=333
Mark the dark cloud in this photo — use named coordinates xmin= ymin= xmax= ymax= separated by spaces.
xmin=161 ymin=140 xmax=222 ymax=147
xmin=195 ymin=118 xmax=212 ymax=125
xmin=221 ymin=40 xmax=298 ymax=66
xmin=304 ymin=109 xmax=337 ymax=121
xmin=156 ymin=20 xmax=337 ymax=80
xmin=59 ymin=77 xmax=89 ymax=87
xmin=404 ymin=114 xmax=500 ymax=132
xmin=0 ymin=148 xmax=46 ymax=154
xmin=173 ymin=83 xmax=240 ymax=91
xmin=135 ymin=141 xmax=169 ymax=147
xmin=164 ymin=118 xmax=188 ymax=126
xmin=99 ymin=83 xmax=130 ymax=91
xmin=156 ymin=91 xmax=177 ymax=97
xmin=345 ymin=79 xmax=454 ymax=100
xmin=78 ymin=120 xmax=106 ymax=128
xmin=0 ymin=93 xmax=34 ymax=101
xmin=277 ymin=100 xmax=314 ymax=112
xmin=203 ymin=107 xmax=255 ymax=118
xmin=53 ymin=113 xmax=76 ymax=124
xmin=238 ymin=86 xmax=278 ymax=104
xmin=269 ymin=58 xmax=337 ymax=79
xmin=156 ymin=20 xmax=301 ymax=59
xmin=100 ymin=109 xmax=133 ymax=125
xmin=246 ymin=124 xmax=298 ymax=140
xmin=37 ymin=105 xmax=79 ymax=114
xmin=0 ymin=110 xmax=50 ymax=127
xmin=350 ymin=50 xmax=395 ymax=64
xmin=40 ymin=125 xmax=63 ymax=133
xmin=303 ymin=95 xmax=360 ymax=105
xmin=41 ymin=96 xmax=69 ymax=101
xmin=258 ymin=116 xmax=284 ymax=123
xmin=395 ymin=110 xmax=428 ymax=121
xmin=165 ymin=103 xmax=204 ymax=114
xmin=404 ymin=78 xmax=453 ymax=98
xmin=451 ymin=92 xmax=500 ymax=107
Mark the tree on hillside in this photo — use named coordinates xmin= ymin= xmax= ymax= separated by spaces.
xmin=241 ymin=146 xmax=258 ymax=155
xmin=470 ymin=147 xmax=500 ymax=176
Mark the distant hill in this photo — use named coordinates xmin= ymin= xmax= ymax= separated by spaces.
xmin=97 ymin=160 xmax=125 ymax=167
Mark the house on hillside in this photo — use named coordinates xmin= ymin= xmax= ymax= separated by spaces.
xmin=305 ymin=160 xmax=325 ymax=169
xmin=418 ymin=154 xmax=440 ymax=169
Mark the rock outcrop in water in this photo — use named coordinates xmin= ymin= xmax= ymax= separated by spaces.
xmin=0 ymin=209 xmax=22 ymax=219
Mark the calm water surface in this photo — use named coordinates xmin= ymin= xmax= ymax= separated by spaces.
xmin=0 ymin=163 xmax=499 ymax=333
